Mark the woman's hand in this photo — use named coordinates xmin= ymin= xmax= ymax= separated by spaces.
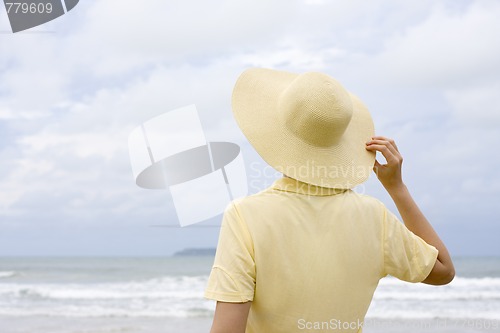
xmin=365 ymin=136 xmax=404 ymax=190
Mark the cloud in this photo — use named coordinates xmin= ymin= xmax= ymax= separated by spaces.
xmin=0 ymin=107 xmax=50 ymax=120
xmin=445 ymin=84 xmax=500 ymax=127
xmin=56 ymin=0 xmax=300 ymax=76
xmin=0 ymin=0 xmax=499 ymax=255
xmin=0 ymin=58 xmax=249 ymax=228
xmin=374 ymin=1 xmax=500 ymax=88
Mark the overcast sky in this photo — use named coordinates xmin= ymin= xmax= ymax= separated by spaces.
xmin=0 ymin=0 xmax=499 ymax=256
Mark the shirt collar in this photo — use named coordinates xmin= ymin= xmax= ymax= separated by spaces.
xmin=271 ymin=177 xmax=347 ymax=196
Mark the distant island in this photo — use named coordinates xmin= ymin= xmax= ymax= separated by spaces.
xmin=173 ymin=248 xmax=216 ymax=256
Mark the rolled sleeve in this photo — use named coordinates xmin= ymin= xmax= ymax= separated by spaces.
xmin=382 ymin=207 xmax=439 ymax=283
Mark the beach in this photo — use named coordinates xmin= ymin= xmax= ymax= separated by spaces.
xmin=1 ymin=256 xmax=499 ymax=333
xmin=1 ymin=317 xmax=499 ymax=333
xmin=0 ymin=316 xmax=213 ymax=333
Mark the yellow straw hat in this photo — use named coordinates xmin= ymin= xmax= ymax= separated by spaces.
xmin=232 ymin=68 xmax=376 ymax=189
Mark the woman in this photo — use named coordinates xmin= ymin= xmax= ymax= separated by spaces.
xmin=204 ymin=68 xmax=454 ymax=333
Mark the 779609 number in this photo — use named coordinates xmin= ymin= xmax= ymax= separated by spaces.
xmin=5 ymin=2 xmax=53 ymax=14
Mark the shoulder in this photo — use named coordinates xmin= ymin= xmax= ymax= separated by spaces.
xmin=220 ymin=188 xmax=269 ymax=219
xmin=230 ymin=185 xmax=279 ymax=209
xmin=339 ymin=191 xmax=393 ymax=223
xmin=348 ymin=191 xmax=386 ymax=209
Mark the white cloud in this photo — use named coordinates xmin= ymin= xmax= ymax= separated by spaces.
xmin=237 ymin=45 xmax=346 ymax=71
xmin=445 ymin=84 xmax=500 ymax=127
xmin=0 ymin=157 xmax=54 ymax=210
xmin=0 ymin=107 xmax=50 ymax=120
xmin=0 ymin=59 xmax=246 ymax=223
xmin=56 ymin=0 xmax=299 ymax=76
xmin=0 ymin=0 xmax=499 ymax=255
xmin=374 ymin=1 xmax=500 ymax=87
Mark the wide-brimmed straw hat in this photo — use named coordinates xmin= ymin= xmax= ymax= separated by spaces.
xmin=232 ymin=68 xmax=376 ymax=189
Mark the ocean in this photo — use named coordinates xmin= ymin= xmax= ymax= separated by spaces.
xmin=0 ymin=256 xmax=499 ymax=332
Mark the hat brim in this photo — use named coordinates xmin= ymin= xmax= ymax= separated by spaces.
xmin=232 ymin=68 xmax=375 ymax=189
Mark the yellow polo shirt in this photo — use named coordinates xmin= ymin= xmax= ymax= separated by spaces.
xmin=205 ymin=177 xmax=438 ymax=333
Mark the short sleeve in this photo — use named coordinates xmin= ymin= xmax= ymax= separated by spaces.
xmin=382 ymin=206 xmax=439 ymax=283
xmin=204 ymin=202 xmax=255 ymax=302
